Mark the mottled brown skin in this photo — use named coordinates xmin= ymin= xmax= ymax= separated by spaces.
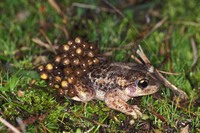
xmin=70 ymin=62 xmax=160 ymax=119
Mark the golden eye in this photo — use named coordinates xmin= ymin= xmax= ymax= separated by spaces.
xmin=138 ymin=79 xmax=148 ymax=89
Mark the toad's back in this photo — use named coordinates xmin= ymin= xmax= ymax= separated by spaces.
xmin=81 ymin=62 xmax=156 ymax=91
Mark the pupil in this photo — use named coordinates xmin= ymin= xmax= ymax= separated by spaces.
xmin=138 ymin=79 xmax=148 ymax=89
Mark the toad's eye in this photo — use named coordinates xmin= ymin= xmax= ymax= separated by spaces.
xmin=138 ymin=79 xmax=149 ymax=89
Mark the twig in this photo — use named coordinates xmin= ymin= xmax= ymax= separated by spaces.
xmin=54 ymin=24 xmax=69 ymax=39
xmin=72 ymin=2 xmax=115 ymax=13
xmin=135 ymin=46 xmax=188 ymax=100
xmin=39 ymin=30 xmax=52 ymax=47
xmin=163 ymin=25 xmax=173 ymax=71
xmin=172 ymin=21 xmax=200 ymax=27
xmin=104 ymin=41 xmax=136 ymax=51
xmin=32 ymin=37 xmax=58 ymax=53
xmin=16 ymin=118 xmax=26 ymax=133
xmin=136 ymin=45 xmax=151 ymax=64
xmin=148 ymin=106 xmax=167 ymax=123
xmin=0 ymin=117 xmax=21 ymax=133
xmin=151 ymin=17 xmax=168 ymax=33
xmin=190 ymin=37 xmax=198 ymax=69
xmin=140 ymin=16 xmax=168 ymax=40
xmin=32 ymin=38 xmax=50 ymax=49
xmin=103 ymin=0 xmax=125 ymax=17
xmin=154 ymin=69 xmax=187 ymax=100
xmin=48 ymin=0 xmax=62 ymax=14
xmin=158 ymin=70 xmax=182 ymax=76
xmin=48 ymin=0 xmax=67 ymax=19
xmin=131 ymin=54 xmax=142 ymax=64
xmin=39 ymin=30 xmax=57 ymax=54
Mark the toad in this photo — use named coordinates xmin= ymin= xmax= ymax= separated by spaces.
xmin=38 ymin=37 xmax=187 ymax=119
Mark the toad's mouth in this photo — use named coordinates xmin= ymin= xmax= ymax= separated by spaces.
xmin=125 ymin=83 xmax=159 ymax=97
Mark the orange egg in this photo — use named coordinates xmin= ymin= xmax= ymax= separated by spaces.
xmin=59 ymin=44 xmax=70 ymax=53
xmin=57 ymin=88 xmax=64 ymax=96
xmin=37 ymin=65 xmax=44 ymax=72
xmin=93 ymin=58 xmax=100 ymax=65
xmin=75 ymin=37 xmax=82 ymax=44
xmin=61 ymin=80 xmax=70 ymax=89
xmin=75 ymin=47 xmax=83 ymax=55
xmin=67 ymin=87 xmax=77 ymax=97
xmin=87 ymin=50 xmax=95 ymax=58
xmin=67 ymin=75 xmax=77 ymax=84
xmin=54 ymin=76 xmax=62 ymax=83
xmin=45 ymin=63 xmax=54 ymax=71
xmin=71 ymin=57 xmax=80 ymax=66
xmin=80 ymin=60 xmax=89 ymax=69
xmin=40 ymin=71 xmax=48 ymax=80
xmin=74 ymin=68 xmax=83 ymax=77
xmin=54 ymin=55 xmax=61 ymax=64
xmin=63 ymin=67 xmax=73 ymax=75
xmin=61 ymin=57 xmax=70 ymax=66
xmin=67 ymin=40 xmax=73 ymax=46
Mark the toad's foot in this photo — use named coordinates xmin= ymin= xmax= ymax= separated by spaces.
xmin=104 ymin=90 xmax=142 ymax=119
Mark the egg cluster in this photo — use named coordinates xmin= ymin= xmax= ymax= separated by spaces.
xmin=37 ymin=37 xmax=100 ymax=97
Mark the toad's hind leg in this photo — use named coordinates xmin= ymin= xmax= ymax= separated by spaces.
xmin=71 ymin=81 xmax=95 ymax=102
xmin=104 ymin=90 xmax=142 ymax=119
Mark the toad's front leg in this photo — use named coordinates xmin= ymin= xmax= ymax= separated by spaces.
xmin=104 ymin=89 xmax=142 ymax=119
